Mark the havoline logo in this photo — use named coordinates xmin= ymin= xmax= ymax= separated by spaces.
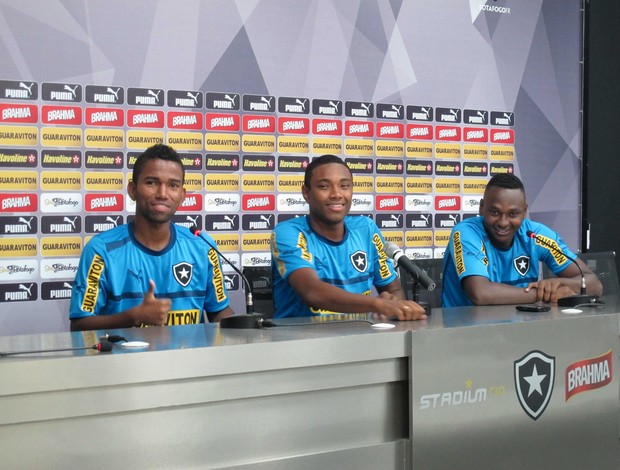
xmin=0 ymin=148 xmax=38 ymax=168
xmin=514 ymin=350 xmax=555 ymax=420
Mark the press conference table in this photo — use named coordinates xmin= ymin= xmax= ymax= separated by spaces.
xmin=1 ymin=304 xmax=618 ymax=470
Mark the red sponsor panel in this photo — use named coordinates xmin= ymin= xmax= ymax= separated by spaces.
xmin=205 ymin=113 xmax=240 ymax=131
xmin=435 ymin=126 xmax=462 ymax=141
xmin=406 ymin=124 xmax=433 ymax=140
xmin=242 ymin=194 xmax=276 ymax=211
xmin=243 ymin=115 xmax=276 ymax=133
xmin=565 ymin=350 xmax=613 ymax=400
xmin=0 ymin=103 xmax=38 ymax=123
xmin=313 ymin=118 xmax=342 ymax=135
xmin=278 ymin=117 xmax=310 ymax=134
xmin=178 ymin=193 xmax=203 ymax=212
xmin=85 ymin=107 xmax=124 ymax=127
xmin=345 ymin=120 xmax=374 ymax=137
xmin=491 ymin=128 xmax=515 ymax=144
xmin=85 ymin=193 xmax=124 ymax=212
xmin=167 ymin=111 xmax=203 ymax=130
xmin=0 ymin=193 xmax=38 ymax=212
xmin=463 ymin=127 xmax=488 ymax=142
xmin=376 ymin=122 xmax=404 ymax=139
xmin=127 ymin=109 xmax=165 ymax=128
xmin=375 ymin=195 xmax=404 ymax=211
xmin=41 ymin=105 xmax=82 ymax=125
xmin=435 ymin=195 xmax=461 ymax=211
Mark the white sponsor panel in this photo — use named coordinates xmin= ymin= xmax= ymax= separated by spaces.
xmin=350 ymin=194 xmax=374 ymax=212
xmin=406 ymin=195 xmax=433 ymax=211
xmin=220 ymin=253 xmax=241 ymax=272
xmin=40 ymin=193 xmax=82 ymax=213
xmin=434 ymin=248 xmax=446 ymax=259
xmin=242 ymin=252 xmax=271 ymax=267
xmin=277 ymin=195 xmax=308 ymax=212
xmin=0 ymin=259 xmax=39 ymax=281
xmin=462 ymin=196 xmax=481 ymax=213
xmin=40 ymin=257 xmax=79 ymax=279
xmin=406 ymin=248 xmax=433 ymax=260
xmin=205 ymin=193 xmax=241 ymax=213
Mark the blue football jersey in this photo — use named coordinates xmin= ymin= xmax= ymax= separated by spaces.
xmin=70 ymin=223 xmax=230 ymax=325
xmin=271 ymin=215 xmax=397 ymax=318
xmin=441 ymin=217 xmax=577 ymax=307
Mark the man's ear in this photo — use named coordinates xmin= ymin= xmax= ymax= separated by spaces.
xmin=478 ymin=198 xmax=484 ymax=216
xmin=301 ymin=184 xmax=309 ymax=203
xmin=127 ymin=180 xmax=137 ymax=201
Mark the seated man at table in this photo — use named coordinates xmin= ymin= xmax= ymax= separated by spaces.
xmin=69 ymin=144 xmax=234 ymax=331
xmin=271 ymin=154 xmax=427 ymax=321
xmin=441 ymin=173 xmax=602 ymax=307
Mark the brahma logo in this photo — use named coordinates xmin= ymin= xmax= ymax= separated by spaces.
xmin=406 ymin=124 xmax=433 ymax=140
xmin=85 ymin=194 xmax=123 ymax=212
xmin=42 ymin=106 xmax=82 ymax=125
xmin=242 ymin=194 xmax=275 ymax=211
xmin=491 ymin=129 xmax=515 ymax=143
xmin=278 ymin=117 xmax=309 ymax=134
xmin=167 ymin=111 xmax=202 ymax=130
xmin=435 ymin=196 xmax=461 ymax=211
xmin=463 ymin=127 xmax=488 ymax=142
xmin=345 ymin=120 xmax=374 ymax=137
xmin=375 ymin=195 xmax=403 ymax=211
xmin=376 ymin=122 xmax=404 ymax=138
xmin=243 ymin=115 xmax=276 ymax=133
xmin=127 ymin=110 xmax=164 ymax=128
xmin=85 ymin=107 xmax=124 ymax=126
xmin=0 ymin=104 xmax=38 ymax=123
xmin=312 ymin=119 xmax=342 ymax=135
xmin=565 ymin=350 xmax=612 ymax=401
xmin=205 ymin=113 xmax=240 ymax=131
xmin=435 ymin=126 xmax=461 ymax=141
xmin=178 ymin=193 xmax=202 ymax=212
xmin=0 ymin=193 xmax=37 ymax=213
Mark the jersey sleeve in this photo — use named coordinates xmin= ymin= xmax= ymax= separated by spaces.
xmin=531 ymin=223 xmax=578 ymax=275
xmin=369 ymin=224 xmax=398 ymax=288
xmin=69 ymin=238 xmax=109 ymax=319
xmin=271 ymin=223 xmax=315 ymax=280
xmin=199 ymin=233 xmax=231 ymax=313
xmin=447 ymin=222 xmax=490 ymax=281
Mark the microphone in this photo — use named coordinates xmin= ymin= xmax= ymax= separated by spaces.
xmin=189 ymin=226 xmax=266 ymax=328
xmin=0 ymin=340 xmax=113 ymax=357
xmin=526 ymin=230 xmax=601 ymax=307
xmin=384 ymin=242 xmax=436 ymax=291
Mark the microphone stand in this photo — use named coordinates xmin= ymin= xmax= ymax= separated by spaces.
xmin=406 ymin=269 xmax=432 ymax=315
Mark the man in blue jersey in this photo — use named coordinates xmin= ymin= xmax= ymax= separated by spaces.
xmin=70 ymin=144 xmax=234 ymax=331
xmin=442 ymin=173 xmax=602 ymax=307
xmin=271 ymin=154 xmax=427 ymax=320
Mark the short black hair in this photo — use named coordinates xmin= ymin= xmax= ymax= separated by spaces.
xmin=304 ymin=154 xmax=352 ymax=188
xmin=486 ymin=173 xmax=524 ymax=192
xmin=132 ymin=144 xmax=184 ymax=183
